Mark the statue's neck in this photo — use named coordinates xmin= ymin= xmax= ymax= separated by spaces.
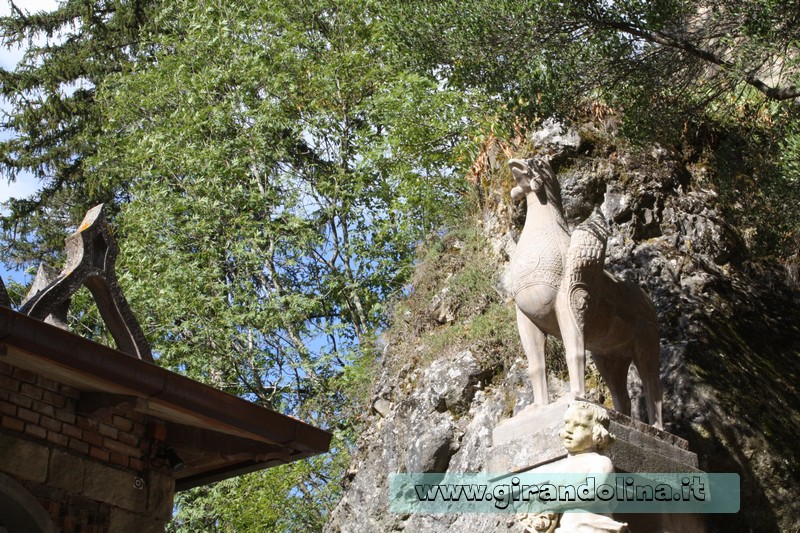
xmin=525 ymin=193 xmax=569 ymax=234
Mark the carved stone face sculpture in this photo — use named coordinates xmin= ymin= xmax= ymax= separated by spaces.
xmin=559 ymin=401 xmax=614 ymax=454
xmin=560 ymin=406 xmax=596 ymax=454
xmin=519 ymin=402 xmax=628 ymax=533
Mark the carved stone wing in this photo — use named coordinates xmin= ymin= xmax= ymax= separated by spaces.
xmin=19 ymin=205 xmax=153 ymax=361
xmin=566 ymin=209 xmax=609 ymax=331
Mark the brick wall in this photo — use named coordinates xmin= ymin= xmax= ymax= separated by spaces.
xmin=0 ymin=360 xmax=174 ymax=532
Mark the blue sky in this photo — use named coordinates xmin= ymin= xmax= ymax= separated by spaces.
xmin=1 ymin=0 xmax=60 ymax=286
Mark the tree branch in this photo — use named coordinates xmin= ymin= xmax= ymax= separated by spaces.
xmin=583 ymin=14 xmax=800 ymax=101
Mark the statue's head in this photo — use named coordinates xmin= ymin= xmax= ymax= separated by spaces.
xmin=559 ymin=401 xmax=614 ymax=453
xmin=508 ymin=157 xmax=563 ymax=210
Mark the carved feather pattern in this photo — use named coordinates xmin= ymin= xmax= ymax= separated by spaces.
xmin=566 ymin=210 xmax=609 ymax=328
xmin=567 ymin=209 xmax=609 ymax=288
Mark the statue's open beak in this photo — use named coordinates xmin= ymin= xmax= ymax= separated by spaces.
xmin=509 ymin=159 xmax=527 ymax=182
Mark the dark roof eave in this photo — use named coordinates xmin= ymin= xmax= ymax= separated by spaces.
xmin=0 ymin=307 xmax=332 ymax=456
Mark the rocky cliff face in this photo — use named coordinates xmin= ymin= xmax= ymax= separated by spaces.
xmin=325 ymin=121 xmax=800 ymax=533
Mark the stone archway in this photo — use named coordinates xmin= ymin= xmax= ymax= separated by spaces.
xmin=0 ymin=473 xmax=55 ymax=533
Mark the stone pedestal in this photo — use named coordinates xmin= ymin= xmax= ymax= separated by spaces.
xmin=487 ymin=401 xmax=706 ymax=533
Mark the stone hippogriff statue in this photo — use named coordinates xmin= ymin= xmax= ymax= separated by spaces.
xmin=509 ymin=157 xmax=663 ymax=428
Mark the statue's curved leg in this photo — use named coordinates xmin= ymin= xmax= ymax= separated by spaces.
xmin=516 ymin=305 xmax=548 ymax=406
xmin=592 ymin=353 xmax=632 ymax=416
xmin=633 ymin=326 xmax=663 ymax=428
xmin=555 ymin=292 xmax=585 ymax=399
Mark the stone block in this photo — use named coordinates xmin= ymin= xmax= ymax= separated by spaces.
xmin=606 ymin=439 xmax=700 ymax=474
xmin=488 ymin=402 xmax=570 ymax=473
xmin=109 ymin=508 xmax=166 ymax=533
xmin=487 ymin=401 xmax=699 ymax=474
xmin=605 ymin=409 xmax=697 ymax=467
xmin=488 ymin=401 xmax=706 ymax=533
xmin=47 ymin=449 xmax=85 ymax=493
xmin=82 ymin=461 xmax=147 ymax=512
xmin=0 ymin=434 xmax=49 ymax=482
xmin=147 ymin=470 xmax=175 ymax=522
xmin=405 ymin=412 xmax=456 ymax=473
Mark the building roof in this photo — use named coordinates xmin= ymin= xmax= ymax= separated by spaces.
xmin=0 ymin=307 xmax=332 ymax=491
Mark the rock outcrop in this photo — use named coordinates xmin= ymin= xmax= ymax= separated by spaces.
xmin=325 ymin=121 xmax=800 ymax=533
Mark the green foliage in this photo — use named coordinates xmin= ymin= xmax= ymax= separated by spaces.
xmin=385 ymin=0 xmax=800 ymax=257
xmin=681 ymin=96 xmax=800 ymax=257
xmin=434 ymin=296 xmax=514 ymax=366
xmin=81 ymin=0 xmax=476 ymax=526
xmin=67 ymin=286 xmax=113 ymax=346
xmin=0 ymin=0 xmax=163 ymax=267
xmin=91 ymin=0 xmax=473 ymax=399
xmin=385 ymin=0 xmax=584 ymax=124
xmin=388 ymin=222 xmax=520 ymax=375
xmin=386 ymin=0 xmax=800 ymax=125
xmin=1 ymin=277 xmax=29 ymax=307
xmin=168 ymin=432 xmax=354 ymax=532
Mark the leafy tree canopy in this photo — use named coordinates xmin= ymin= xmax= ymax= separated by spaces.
xmin=387 ymin=0 xmax=800 ymax=123
xmin=386 ymin=0 xmax=800 ymax=255
xmin=92 ymin=0 xmax=472 ymax=404
xmin=86 ymin=0 xmax=476 ymax=527
xmin=0 ymin=0 xmax=162 ymax=266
